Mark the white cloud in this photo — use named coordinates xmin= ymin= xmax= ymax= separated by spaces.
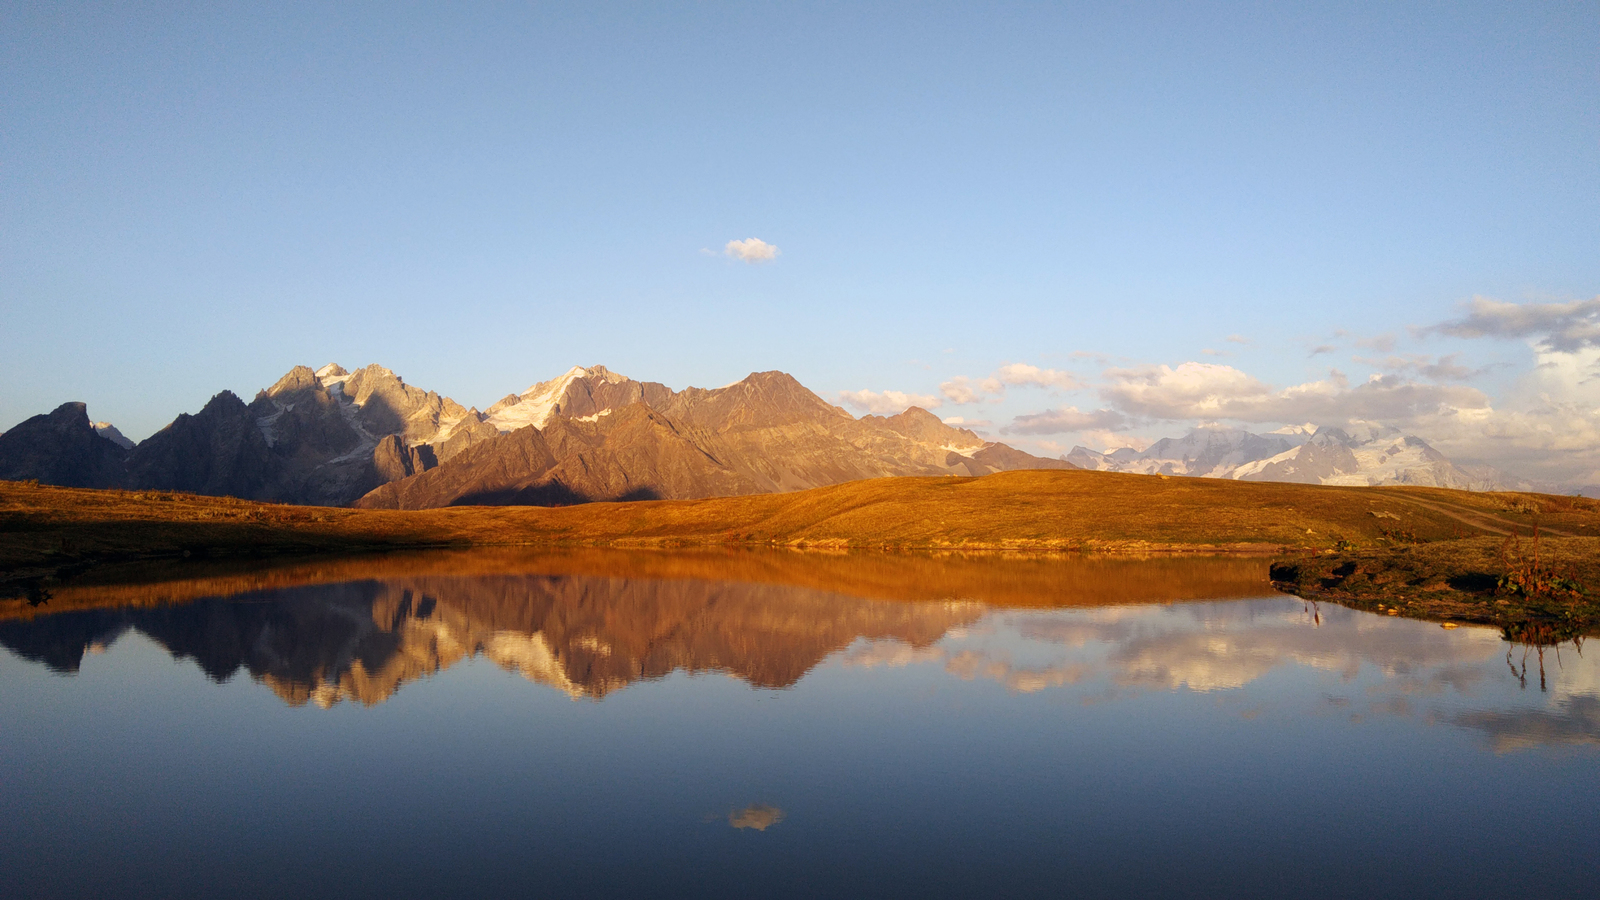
xmin=1356 ymin=353 xmax=1488 ymax=382
xmin=1100 ymin=361 xmax=1490 ymax=424
xmin=1428 ymin=296 xmax=1600 ymax=353
xmin=939 ymin=375 xmax=1003 ymax=404
xmin=1224 ymin=334 xmax=1251 ymax=345
xmin=939 ymin=364 xmax=1074 ymax=404
xmin=1083 ymin=430 xmax=1151 ymax=453
xmin=994 ymin=363 xmax=1079 ymax=391
xmin=939 ymin=377 xmax=980 ymax=404
xmin=723 ymin=237 xmax=780 ymax=263
xmin=1090 ymin=355 xmax=1600 ymax=487
xmin=942 ymin=416 xmax=993 ymax=427
xmin=839 ymin=388 xmax=943 ymax=415
xmin=1002 ymin=406 xmax=1128 ymax=436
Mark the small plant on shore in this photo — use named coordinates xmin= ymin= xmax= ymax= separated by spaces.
xmin=1379 ymin=526 xmax=1423 ymax=545
xmin=1496 ymin=526 xmax=1584 ymax=601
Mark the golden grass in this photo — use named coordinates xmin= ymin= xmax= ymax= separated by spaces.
xmin=4 ymin=469 xmax=1599 ymax=581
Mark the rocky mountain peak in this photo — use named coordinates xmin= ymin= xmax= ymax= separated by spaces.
xmin=265 ymin=365 xmax=322 ymax=397
xmin=868 ymin=406 xmax=983 ymax=449
xmin=0 ymin=401 xmax=129 ymax=488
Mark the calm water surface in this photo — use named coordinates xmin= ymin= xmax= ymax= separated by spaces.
xmin=1 ymin=551 xmax=1596 ymax=899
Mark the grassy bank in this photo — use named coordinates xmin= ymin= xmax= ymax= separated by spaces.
xmin=3 ymin=471 xmax=1598 ymax=633
xmin=1270 ymin=533 xmax=1600 ymax=642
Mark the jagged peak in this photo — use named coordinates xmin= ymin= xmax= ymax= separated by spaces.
xmin=266 ymin=365 xmax=321 ymax=397
xmin=315 ymin=363 xmax=348 ymax=379
xmin=198 ymin=390 xmax=249 ymax=416
xmin=515 ymin=365 xmax=629 ymax=397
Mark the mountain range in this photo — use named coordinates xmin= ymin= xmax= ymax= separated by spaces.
xmin=0 ymin=363 xmax=1070 ymax=508
xmin=1065 ymin=423 xmax=1516 ymax=491
xmin=1 ymin=362 xmax=1539 ymax=507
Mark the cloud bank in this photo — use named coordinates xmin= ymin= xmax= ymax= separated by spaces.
xmin=839 ymin=388 xmax=942 ymax=415
xmin=1429 ymin=296 xmax=1600 ymax=353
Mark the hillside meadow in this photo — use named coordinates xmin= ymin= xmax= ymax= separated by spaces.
xmin=4 ymin=469 xmax=1598 ymax=636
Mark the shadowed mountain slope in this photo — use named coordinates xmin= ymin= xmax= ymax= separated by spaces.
xmin=0 ymin=403 xmax=128 ymax=489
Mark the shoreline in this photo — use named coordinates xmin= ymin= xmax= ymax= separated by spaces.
xmin=4 ymin=474 xmax=1597 ymax=639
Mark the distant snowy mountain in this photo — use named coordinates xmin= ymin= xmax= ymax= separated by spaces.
xmin=91 ymin=422 xmax=134 ymax=449
xmin=1067 ymin=423 xmax=1506 ymax=490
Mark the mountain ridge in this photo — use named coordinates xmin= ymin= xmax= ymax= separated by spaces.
xmin=0 ymin=363 xmax=1073 ymax=508
xmin=1067 ymin=423 xmax=1517 ymax=491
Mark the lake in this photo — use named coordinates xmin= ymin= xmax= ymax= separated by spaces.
xmin=2 ymin=550 xmax=1596 ymax=899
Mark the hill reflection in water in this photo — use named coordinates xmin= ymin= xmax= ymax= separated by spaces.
xmin=0 ymin=549 xmax=1272 ymax=706
xmin=3 ymin=550 xmax=1600 ymax=900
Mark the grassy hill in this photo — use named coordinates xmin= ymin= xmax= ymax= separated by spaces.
xmin=4 ymin=468 xmax=1598 ymax=575
xmin=4 ymin=469 xmax=1598 ymax=636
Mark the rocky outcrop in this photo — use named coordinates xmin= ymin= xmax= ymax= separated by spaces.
xmin=0 ymin=402 xmax=128 ymax=488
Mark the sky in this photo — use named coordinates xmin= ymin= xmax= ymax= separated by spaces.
xmin=3 ymin=2 xmax=1597 ymax=486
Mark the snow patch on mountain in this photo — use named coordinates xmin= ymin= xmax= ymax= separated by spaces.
xmin=485 ymin=366 xmax=595 ymax=432
xmin=92 ymin=422 xmax=134 ymax=449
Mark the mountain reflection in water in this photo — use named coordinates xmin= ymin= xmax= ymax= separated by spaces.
xmin=1 ymin=549 xmax=1595 ymax=754
xmin=3 ymin=550 xmax=1598 ymax=900
xmin=0 ymin=549 xmax=1272 ymax=706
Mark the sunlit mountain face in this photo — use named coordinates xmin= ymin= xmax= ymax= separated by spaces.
xmin=3 ymin=551 xmax=1597 ymax=899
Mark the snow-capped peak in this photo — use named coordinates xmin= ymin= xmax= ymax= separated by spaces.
xmin=1267 ymin=422 xmax=1318 ymax=437
xmin=486 ymin=366 xmax=600 ymax=432
xmin=92 ymin=421 xmax=134 ymax=449
xmin=316 ymin=363 xmax=354 ymax=392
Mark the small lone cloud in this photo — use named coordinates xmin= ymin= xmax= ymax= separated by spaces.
xmin=994 ymin=362 xmax=1079 ymax=391
xmin=729 ymin=804 xmax=785 ymax=831
xmin=724 ymin=237 xmax=780 ymax=263
xmin=1224 ymin=334 xmax=1251 ymax=345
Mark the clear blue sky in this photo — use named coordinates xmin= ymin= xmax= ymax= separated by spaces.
xmin=3 ymin=2 xmax=1597 ymax=482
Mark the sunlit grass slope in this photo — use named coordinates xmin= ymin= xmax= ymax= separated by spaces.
xmin=5 ymin=469 xmax=1598 ymax=580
